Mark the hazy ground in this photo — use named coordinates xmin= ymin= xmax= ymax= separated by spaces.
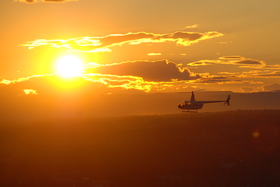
xmin=1 ymin=91 xmax=280 ymax=119
xmin=0 ymin=110 xmax=279 ymax=186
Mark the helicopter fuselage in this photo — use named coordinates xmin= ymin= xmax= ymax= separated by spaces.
xmin=178 ymin=101 xmax=203 ymax=110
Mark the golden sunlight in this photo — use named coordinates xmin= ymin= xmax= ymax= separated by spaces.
xmin=56 ymin=55 xmax=84 ymax=78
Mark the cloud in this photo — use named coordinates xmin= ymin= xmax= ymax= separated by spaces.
xmin=198 ymin=76 xmax=229 ymax=83
xmin=219 ymin=56 xmax=243 ymax=60
xmin=87 ymin=60 xmax=200 ymax=82
xmin=196 ymin=74 xmax=263 ymax=85
xmin=257 ymin=71 xmax=280 ymax=77
xmin=23 ymin=89 xmax=37 ymax=95
xmin=262 ymin=83 xmax=280 ymax=91
xmin=14 ymin=0 xmax=77 ymax=3
xmin=0 ymin=59 xmax=203 ymax=96
xmin=0 ymin=71 xmax=185 ymax=97
xmin=187 ymin=60 xmax=219 ymax=66
xmin=235 ymin=59 xmax=264 ymax=65
xmin=188 ymin=56 xmax=266 ymax=68
xmin=185 ymin=24 xmax=198 ymax=29
xmin=218 ymin=72 xmax=240 ymax=75
xmin=264 ymin=64 xmax=280 ymax=69
xmin=147 ymin=53 xmax=162 ymax=56
xmin=221 ymin=56 xmax=265 ymax=67
xmin=83 ymin=73 xmax=154 ymax=92
xmin=22 ymin=31 xmax=223 ymax=52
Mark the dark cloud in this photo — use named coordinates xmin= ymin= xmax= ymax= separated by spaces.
xmin=188 ymin=57 xmax=266 ymax=67
xmin=161 ymin=31 xmax=202 ymax=41
xmin=258 ymin=71 xmax=280 ymax=77
xmin=220 ymin=57 xmax=265 ymax=67
xmin=88 ymin=60 xmax=200 ymax=82
xmin=235 ymin=59 xmax=264 ymax=65
xmin=264 ymin=64 xmax=280 ymax=69
xmin=198 ymin=76 xmax=229 ymax=83
xmin=219 ymin=56 xmax=265 ymax=66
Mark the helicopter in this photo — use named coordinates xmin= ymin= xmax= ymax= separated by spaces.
xmin=178 ymin=91 xmax=231 ymax=112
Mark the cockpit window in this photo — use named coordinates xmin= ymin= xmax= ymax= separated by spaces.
xmin=180 ymin=102 xmax=191 ymax=106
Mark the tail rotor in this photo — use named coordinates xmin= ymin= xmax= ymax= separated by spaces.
xmin=225 ymin=95 xmax=231 ymax=106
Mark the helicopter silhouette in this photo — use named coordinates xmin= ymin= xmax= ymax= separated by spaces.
xmin=178 ymin=91 xmax=230 ymax=112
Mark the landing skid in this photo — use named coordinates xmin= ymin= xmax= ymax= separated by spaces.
xmin=182 ymin=110 xmax=198 ymax=113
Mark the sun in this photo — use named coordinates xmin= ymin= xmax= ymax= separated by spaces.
xmin=56 ymin=55 xmax=84 ymax=78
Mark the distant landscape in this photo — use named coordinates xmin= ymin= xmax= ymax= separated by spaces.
xmin=0 ymin=110 xmax=279 ymax=186
xmin=1 ymin=91 xmax=280 ymax=119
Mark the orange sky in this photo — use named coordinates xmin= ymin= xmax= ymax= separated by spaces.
xmin=1 ymin=0 xmax=280 ymax=98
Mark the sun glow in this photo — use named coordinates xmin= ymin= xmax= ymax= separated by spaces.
xmin=56 ymin=55 xmax=84 ymax=78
